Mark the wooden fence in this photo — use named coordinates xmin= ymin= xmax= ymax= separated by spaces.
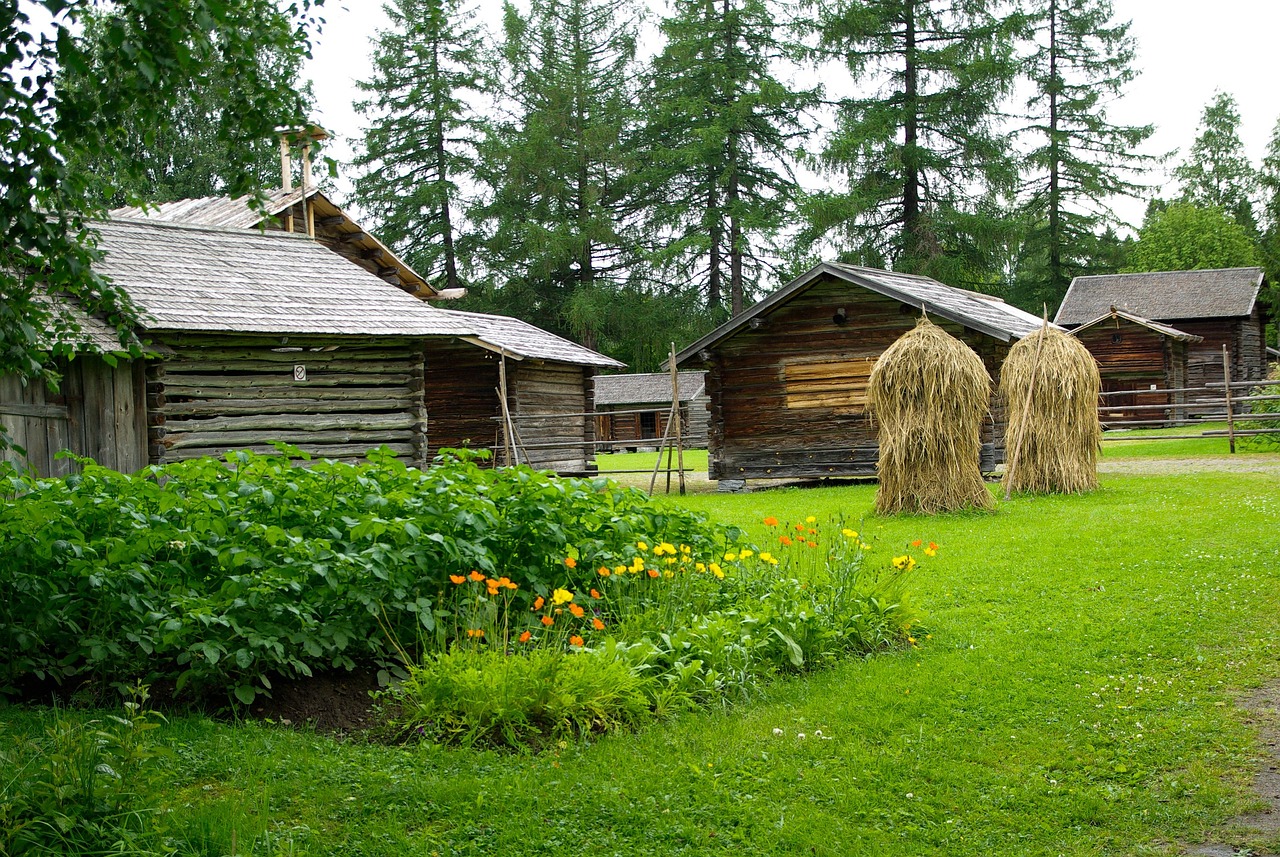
xmin=1099 ymin=346 xmax=1280 ymax=452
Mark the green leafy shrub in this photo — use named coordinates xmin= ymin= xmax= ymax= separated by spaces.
xmin=1242 ymin=366 xmax=1280 ymax=450
xmin=0 ymin=448 xmax=741 ymax=704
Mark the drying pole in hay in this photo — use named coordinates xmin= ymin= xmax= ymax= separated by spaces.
xmin=999 ymin=320 xmax=1101 ymax=497
xmin=866 ymin=315 xmax=995 ymax=514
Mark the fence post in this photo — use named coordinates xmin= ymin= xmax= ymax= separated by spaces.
xmin=670 ymin=343 xmax=686 ymax=496
xmin=1223 ymin=345 xmax=1236 ymax=454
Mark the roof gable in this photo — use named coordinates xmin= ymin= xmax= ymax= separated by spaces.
xmin=1055 ymin=268 xmax=1264 ymax=326
xmin=1069 ymin=309 xmax=1203 ymax=342
xmin=675 ymin=262 xmax=1047 ymax=365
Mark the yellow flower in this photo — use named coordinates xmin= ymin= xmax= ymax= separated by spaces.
xmin=924 ymin=547 xmax=937 ymax=557
xmin=842 ymin=528 xmax=857 ymax=539
xmin=680 ymin=544 xmax=691 ymax=554
xmin=552 ymin=588 xmax=574 ymax=605
xmin=805 ymin=516 xmax=816 ymax=524
xmin=859 ymin=542 xmax=871 ymax=551
xmin=758 ymin=551 xmax=778 ymax=565
xmin=663 ymin=570 xmax=674 ymax=579
xmin=695 ymin=562 xmax=707 ymax=573
xmin=739 ymin=548 xmax=754 ymax=559
xmin=657 ymin=541 xmax=676 ymax=556
xmin=613 ymin=565 xmax=625 ymax=575
xmin=637 ymin=541 xmax=649 ymax=552
xmin=709 ymin=562 xmax=722 ymax=576
xmin=892 ymin=555 xmax=917 ymax=571
xmin=664 ymin=557 xmax=676 ymax=565
xmin=723 ymin=552 xmax=738 ymax=562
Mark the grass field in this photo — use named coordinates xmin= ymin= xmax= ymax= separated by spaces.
xmin=5 ymin=470 xmax=1280 ymax=855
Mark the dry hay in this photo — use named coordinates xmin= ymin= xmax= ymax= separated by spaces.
xmin=999 ymin=324 xmax=1101 ymax=495
xmin=867 ymin=317 xmax=994 ymax=514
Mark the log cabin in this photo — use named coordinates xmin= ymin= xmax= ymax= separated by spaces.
xmin=593 ymin=372 xmax=710 ymax=451
xmin=2 ymin=217 xmax=620 ymax=477
xmin=1068 ymin=309 xmax=1201 ymax=424
xmin=1054 ymin=268 xmax=1267 ymax=390
xmin=673 ymin=262 xmax=1046 ymax=484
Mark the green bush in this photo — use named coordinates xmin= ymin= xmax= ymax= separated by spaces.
xmin=1242 ymin=366 xmax=1280 ymax=450
xmin=0 ymin=448 xmax=741 ymax=704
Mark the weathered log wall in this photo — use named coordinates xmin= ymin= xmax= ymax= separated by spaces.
xmin=0 ymin=357 xmax=146 ymax=476
xmin=151 ymin=334 xmax=427 ymax=465
xmin=422 ymin=341 xmax=501 ymax=462
xmin=1179 ymin=312 xmax=1266 ymax=389
xmin=701 ymin=277 xmax=1008 ymax=481
xmin=509 ymin=362 xmax=594 ymax=474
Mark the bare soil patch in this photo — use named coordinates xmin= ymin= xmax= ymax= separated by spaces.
xmin=248 ymin=668 xmax=382 ymax=734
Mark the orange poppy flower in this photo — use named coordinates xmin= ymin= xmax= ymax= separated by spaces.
xmin=763 ymin=516 xmax=779 ymax=527
xmin=590 ymin=589 xmax=601 ymax=599
xmin=540 ymin=615 xmax=554 ymax=627
xmin=564 ymin=556 xmax=577 ymax=569
xmin=486 ymin=584 xmax=500 ymax=596
xmin=928 ymin=542 xmax=939 ymax=551
xmin=646 ymin=568 xmax=659 ymax=578
xmin=449 ymin=574 xmax=466 ymax=585
xmin=533 ymin=596 xmax=545 ymax=610
xmin=468 ymin=570 xmax=485 ymax=582
xmin=519 ymin=630 xmax=532 ymax=643
xmin=465 ymin=628 xmax=484 ymax=638
xmin=592 ymin=617 xmax=605 ymax=630
xmin=911 ymin=540 xmax=922 ymax=548
xmin=780 ymin=535 xmax=793 ymax=547
xmin=569 ymin=603 xmax=585 ymax=618
xmin=794 ymin=523 xmax=806 ymax=532
xmin=597 ymin=567 xmax=611 ymax=577
xmin=569 ymin=635 xmax=584 ymax=647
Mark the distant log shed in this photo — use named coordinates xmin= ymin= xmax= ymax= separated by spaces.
xmin=1054 ymin=268 xmax=1267 ymax=389
xmin=673 ymin=263 xmax=1047 ymax=483
xmin=593 ymin=371 xmax=709 ymax=450
xmin=1068 ymin=309 xmax=1201 ymax=423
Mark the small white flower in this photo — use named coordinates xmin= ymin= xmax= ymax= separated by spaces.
xmin=905 ymin=792 xmax=914 ymax=799
xmin=772 ymin=727 xmax=783 ymax=737
xmin=796 ymin=732 xmax=806 ymax=740
xmin=814 ymin=729 xmax=824 ymax=738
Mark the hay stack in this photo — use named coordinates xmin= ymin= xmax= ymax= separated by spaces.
xmin=999 ymin=325 xmax=1101 ymax=495
xmin=867 ymin=317 xmax=994 ymax=514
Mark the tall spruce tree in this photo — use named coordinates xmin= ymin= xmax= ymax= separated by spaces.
xmin=1010 ymin=0 xmax=1153 ymax=314
xmin=353 ymin=0 xmax=485 ymax=293
xmin=1258 ymin=117 xmax=1280 ymax=333
xmin=471 ymin=0 xmax=640 ymax=349
xmin=806 ymin=0 xmax=1023 ymax=286
xmin=1174 ymin=92 xmax=1259 ymax=234
xmin=640 ymin=0 xmax=815 ymax=316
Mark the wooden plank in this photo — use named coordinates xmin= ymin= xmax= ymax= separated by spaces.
xmin=164 ymin=412 xmax=417 ymax=433
xmin=159 ymin=358 xmax=419 ymax=374
xmin=164 ymin=428 xmax=417 ymax=450
xmin=166 ymin=442 xmax=416 ymax=461
xmin=163 ymin=397 xmax=416 ymax=416
xmin=0 ymin=402 xmax=70 ymax=419
xmin=162 ymin=371 xmax=413 ymax=389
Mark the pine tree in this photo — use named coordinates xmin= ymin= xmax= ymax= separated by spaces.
xmin=353 ymin=0 xmax=487 ymax=293
xmin=1011 ymin=0 xmax=1153 ymax=314
xmin=472 ymin=0 xmax=640 ymax=348
xmin=1257 ymin=117 xmax=1280 ymax=334
xmin=1174 ymin=92 xmax=1259 ymax=234
xmin=806 ymin=0 xmax=1023 ymax=286
xmin=639 ymin=0 xmax=815 ymax=316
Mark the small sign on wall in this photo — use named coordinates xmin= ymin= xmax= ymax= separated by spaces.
xmin=293 ymin=364 xmax=307 ymax=382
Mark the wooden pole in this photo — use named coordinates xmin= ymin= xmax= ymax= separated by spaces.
xmin=670 ymin=343 xmax=686 ymax=495
xmin=1223 ymin=345 xmax=1236 ymax=454
xmin=647 ymin=401 xmax=678 ymax=494
xmin=1003 ymin=318 xmax=1049 ymax=500
xmin=497 ymin=356 xmax=516 ymax=466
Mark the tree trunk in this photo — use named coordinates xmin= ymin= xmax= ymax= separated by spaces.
xmin=432 ymin=37 xmax=459 ymax=292
xmin=901 ymin=0 xmax=921 ymax=267
xmin=1047 ymin=0 xmax=1063 ymax=297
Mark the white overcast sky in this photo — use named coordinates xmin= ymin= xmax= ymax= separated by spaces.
xmin=302 ymin=0 xmax=1280 ymax=232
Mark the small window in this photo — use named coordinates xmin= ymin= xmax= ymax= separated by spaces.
xmin=1112 ymin=333 xmax=1123 ymax=344
xmin=639 ymin=411 xmax=658 ymax=438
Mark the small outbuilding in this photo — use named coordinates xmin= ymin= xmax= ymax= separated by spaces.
xmin=1054 ymin=268 xmax=1267 ymax=389
xmin=2 ymin=217 xmax=621 ymax=477
xmin=1068 ymin=309 xmax=1201 ymax=423
xmin=592 ymin=372 xmax=709 ymax=451
xmin=673 ymin=262 xmax=1046 ymax=483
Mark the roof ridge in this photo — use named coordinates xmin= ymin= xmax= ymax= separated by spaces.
xmin=103 ymin=215 xmax=313 ymax=240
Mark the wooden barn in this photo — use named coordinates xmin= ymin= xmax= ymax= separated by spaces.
xmin=2 ymin=217 xmax=620 ymax=477
xmin=1054 ymin=268 xmax=1267 ymax=389
xmin=593 ymin=372 xmax=709 ymax=450
xmin=673 ymin=262 xmax=1045 ymax=484
xmin=1068 ymin=309 xmax=1201 ymax=423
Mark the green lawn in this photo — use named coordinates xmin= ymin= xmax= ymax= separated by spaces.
xmin=6 ymin=471 xmax=1280 ymax=855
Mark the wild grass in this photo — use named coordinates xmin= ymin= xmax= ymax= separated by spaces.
xmin=1101 ymin=421 xmax=1236 ymax=458
xmin=4 ymin=471 xmax=1280 ymax=855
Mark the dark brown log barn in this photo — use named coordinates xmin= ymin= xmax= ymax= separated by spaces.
xmin=1068 ymin=309 xmax=1201 ymax=423
xmin=1054 ymin=268 xmax=1267 ymax=390
xmin=2 ymin=217 xmax=619 ymax=477
xmin=673 ymin=263 xmax=1045 ymax=484
xmin=593 ymin=372 xmax=710 ymax=450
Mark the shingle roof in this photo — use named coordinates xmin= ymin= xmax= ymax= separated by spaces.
xmin=1054 ymin=268 xmax=1264 ymax=326
xmin=434 ymin=308 xmax=625 ymax=368
xmin=96 ymin=217 xmax=473 ymax=337
xmin=111 ymin=189 xmax=306 ymax=230
xmin=594 ymin=372 xmax=705 ymax=406
xmin=1069 ymin=308 xmax=1202 ymax=342
xmin=36 ymin=293 xmax=140 ymax=353
xmin=675 ymin=262 xmax=1049 ymax=366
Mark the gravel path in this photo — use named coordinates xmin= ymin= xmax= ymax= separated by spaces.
xmin=1099 ymin=455 xmax=1280 ymax=476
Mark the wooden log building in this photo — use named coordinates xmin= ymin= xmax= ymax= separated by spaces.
xmin=593 ymin=371 xmax=710 ymax=451
xmin=1054 ymin=268 xmax=1267 ymax=390
xmin=2 ymin=217 xmax=620 ymax=477
xmin=1068 ymin=309 xmax=1201 ymax=423
xmin=673 ymin=263 xmax=1047 ymax=484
